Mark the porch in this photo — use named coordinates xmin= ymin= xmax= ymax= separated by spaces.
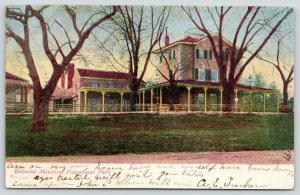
xmin=49 ymin=83 xmax=281 ymax=113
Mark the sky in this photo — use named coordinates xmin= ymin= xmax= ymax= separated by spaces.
xmin=5 ymin=5 xmax=294 ymax=95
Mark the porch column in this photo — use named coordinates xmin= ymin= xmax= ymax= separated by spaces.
xmin=159 ymin=87 xmax=163 ymax=112
xmin=25 ymin=85 xmax=28 ymax=104
xmin=204 ymin=87 xmax=208 ymax=112
xmin=138 ymin=92 xmax=141 ymax=111
xmin=150 ymin=88 xmax=153 ymax=112
xmin=84 ymin=90 xmax=87 ymax=112
xmin=276 ymin=91 xmax=280 ymax=112
xmin=142 ymin=90 xmax=145 ymax=111
xmin=219 ymin=87 xmax=223 ymax=111
xmin=249 ymin=91 xmax=253 ymax=112
xmin=101 ymin=91 xmax=106 ymax=112
xmin=187 ymin=85 xmax=192 ymax=112
xmin=234 ymin=90 xmax=238 ymax=112
xmin=120 ymin=92 xmax=124 ymax=112
xmin=263 ymin=93 xmax=266 ymax=112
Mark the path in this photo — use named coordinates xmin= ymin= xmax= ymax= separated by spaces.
xmin=6 ymin=150 xmax=293 ymax=164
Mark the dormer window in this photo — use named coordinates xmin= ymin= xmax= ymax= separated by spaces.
xmin=169 ymin=50 xmax=175 ymax=60
xmin=196 ymin=49 xmax=207 ymax=59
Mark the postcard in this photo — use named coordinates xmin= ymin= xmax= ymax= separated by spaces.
xmin=5 ymin=5 xmax=294 ymax=189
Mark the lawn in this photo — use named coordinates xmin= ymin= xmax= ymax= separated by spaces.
xmin=6 ymin=113 xmax=294 ymax=157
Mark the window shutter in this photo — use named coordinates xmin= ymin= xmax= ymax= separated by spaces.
xmin=195 ymin=69 xmax=198 ymax=80
xmin=160 ymin=55 xmax=163 ymax=63
xmin=196 ymin=49 xmax=199 ymax=58
xmin=169 ymin=51 xmax=172 ymax=60
xmin=209 ymin=49 xmax=213 ymax=59
xmin=204 ymin=50 xmax=208 ymax=59
xmin=173 ymin=50 xmax=176 ymax=59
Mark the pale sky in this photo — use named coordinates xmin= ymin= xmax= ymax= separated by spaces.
xmin=6 ymin=5 xmax=294 ymax=95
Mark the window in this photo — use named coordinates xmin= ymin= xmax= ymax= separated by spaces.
xmin=196 ymin=49 xmax=207 ymax=59
xmin=159 ymin=55 xmax=163 ymax=63
xmin=205 ymin=69 xmax=211 ymax=81
xmin=211 ymin=70 xmax=219 ymax=82
xmin=199 ymin=69 xmax=205 ymax=81
xmin=168 ymin=50 xmax=176 ymax=60
xmin=90 ymin=81 xmax=97 ymax=87
xmin=105 ymin=81 xmax=111 ymax=88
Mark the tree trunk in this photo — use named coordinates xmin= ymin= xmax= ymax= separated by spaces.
xmin=222 ymin=83 xmax=235 ymax=111
xmin=129 ymin=90 xmax=139 ymax=111
xmin=167 ymin=84 xmax=177 ymax=111
xmin=282 ymin=82 xmax=289 ymax=105
xmin=31 ymin=97 xmax=50 ymax=133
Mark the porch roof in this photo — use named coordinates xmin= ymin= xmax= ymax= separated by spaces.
xmin=177 ymin=80 xmax=275 ymax=92
xmin=6 ymin=72 xmax=28 ymax=82
xmin=140 ymin=80 xmax=275 ymax=93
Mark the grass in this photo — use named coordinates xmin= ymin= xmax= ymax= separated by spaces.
xmin=6 ymin=113 xmax=294 ymax=157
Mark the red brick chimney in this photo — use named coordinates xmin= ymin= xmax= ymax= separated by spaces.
xmin=165 ymin=27 xmax=169 ymax=46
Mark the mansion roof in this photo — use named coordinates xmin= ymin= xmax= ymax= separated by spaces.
xmin=153 ymin=34 xmax=233 ymax=53
xmin=175 ymin=80 xmax=274 ymax=92
xmin=77 ymin=69 xmax=129 ymax=80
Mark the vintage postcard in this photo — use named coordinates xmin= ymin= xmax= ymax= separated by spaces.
xmin=5 ymin=4 xmax=294 ymax=189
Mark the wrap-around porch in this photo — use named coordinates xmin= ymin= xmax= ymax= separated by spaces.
xmin=137 ymin=82 xmax=279 ymax=113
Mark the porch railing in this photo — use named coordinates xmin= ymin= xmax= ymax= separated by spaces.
xmin=6 ymin=103 xmax=285 ymax=113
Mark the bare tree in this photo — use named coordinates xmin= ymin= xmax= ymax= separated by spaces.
xmin=6 ymin=5 xmax=118 ymax=132
xmin=95 ymin=6 xmax=170 ymax=110
xmin=256 ymin=31 xmax=294 ymax=106
xmin=154 ymin=41 xmax=193 ymax=111
xmin=182 ymin=6 xmax=293 ymax=110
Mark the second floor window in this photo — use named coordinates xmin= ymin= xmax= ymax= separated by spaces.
xmin=196 ymin=49 xmax=208 ymax=59
xmin=211 ymin=70 xmax=219 ymax=82
xmin=195 ymin=69 xmax=205 ymax=81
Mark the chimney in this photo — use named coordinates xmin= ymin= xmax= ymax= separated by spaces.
xmin=165 ymin=27 xmax=169 ymax=46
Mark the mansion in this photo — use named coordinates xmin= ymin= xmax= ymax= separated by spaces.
xmin=6 ymin=33 xmax=280 ymax=113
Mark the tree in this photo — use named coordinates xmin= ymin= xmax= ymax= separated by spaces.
xmin=182 ymin=6 xmax=293 ymax=110
xmin=155 ymin=41 xmax=193 ymax=111
xmin=94 ymin=6 xmax=170 ymax=110
xmin=256 ymin=32 xmax=294 ymax=106
xmin=6 ymin=5 xmax=118 ymax=132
